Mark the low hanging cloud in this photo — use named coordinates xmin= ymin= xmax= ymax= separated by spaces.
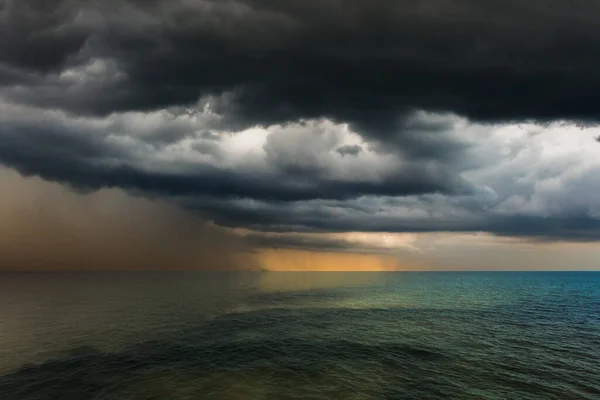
xmin=0 ymin=100 xmax=473 ymax=203
xmin=0 ymin=167 xmax=257 ymax=271
xmin=2 ymin=97 xmax=600 ymax=242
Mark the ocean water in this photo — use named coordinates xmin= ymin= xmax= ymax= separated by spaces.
xmin=0 ymin=272 xmax=599 ymax=400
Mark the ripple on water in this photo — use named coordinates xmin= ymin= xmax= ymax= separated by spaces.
xmin=1 ymin=272 xmax=599 ymax=399
xmin=0 ymin=305 xmax=599 ymax=399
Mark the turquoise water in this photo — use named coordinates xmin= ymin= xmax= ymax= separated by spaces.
xmin=0 ymin=272 xmax=599 ymax=399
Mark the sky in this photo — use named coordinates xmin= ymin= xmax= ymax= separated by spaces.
xmin=1 ymin=0 xmax=600 ymax=270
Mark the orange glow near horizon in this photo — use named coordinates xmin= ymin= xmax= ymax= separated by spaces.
xmin=255 ymin=248 xmax=404 ymax=271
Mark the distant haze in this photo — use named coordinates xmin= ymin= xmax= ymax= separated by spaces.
xmin=0 ymin=168 xmax=255 ymax=271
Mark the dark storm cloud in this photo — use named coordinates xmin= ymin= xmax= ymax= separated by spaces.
xmin=2 ymin=0 xmax=600 ymax=243
xmin=0 ymin=151 xmax=469 ymax=202
xmin=193 ymin=197 xmax=600 ymax=242
xmin=482 ymin=215 xmax=600 ymax=242
xmin=244 ymin=233 xmax=385 ymax=254
xmin=0 ymin=111 xmax=472 ymax=202
xmin=3 ymin=99 xmax=600 ymax=241
xmin=3 ymin=0 xmax=600 ymax=131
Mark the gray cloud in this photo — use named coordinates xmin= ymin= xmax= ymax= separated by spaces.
xmin=245 ymin=233 xmax=380 ymax=254
xmin=2 ymin=0 xmax=600 ymax=244
xmin=337 ymin=145 xmax=362 ymax=157
xmin=3 ymin=0 xmax=600 ymax=131
xmin=0 ymin=103 xmax=473 ymax=204
xmin=175 ymin=121 xmax=600 ymax=240
xmin=2 ymin=96 xmax=600 ymax=241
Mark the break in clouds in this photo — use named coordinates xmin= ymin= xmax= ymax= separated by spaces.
xmin=2 ymin=0 xmax=600 ymax=254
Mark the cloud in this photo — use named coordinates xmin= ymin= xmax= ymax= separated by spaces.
xmin=171 ymin=119 xmax=600 ymax=240
xmin=336 ymin=145 xmax=362 ymax=157
xmin=2 ymin=0 xmax=600 ymax=250
xmin=244 ymin=231 xmax=419 ymax=254
xmin=2 ymin=95 xmax=600 ymax=241
xmin=3 ymin=0 xmax=600 ymax=131
xmin=0 ymin=101 xmax=473 ymax=204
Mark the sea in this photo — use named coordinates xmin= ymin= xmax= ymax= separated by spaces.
xmin=0 ymin=272 xmax=599 ymax=400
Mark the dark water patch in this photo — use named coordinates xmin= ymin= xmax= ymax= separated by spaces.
xmin=1 ymin=305 xmax=599 ymax=399
xmin=0 ymin=340 xmax=449 ymax=399
xmin=244 ymin=287 xmax=351 ymax=307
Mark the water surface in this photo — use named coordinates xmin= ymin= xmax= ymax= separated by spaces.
xmin=0 ymin=272 xmax=599 ymax=399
